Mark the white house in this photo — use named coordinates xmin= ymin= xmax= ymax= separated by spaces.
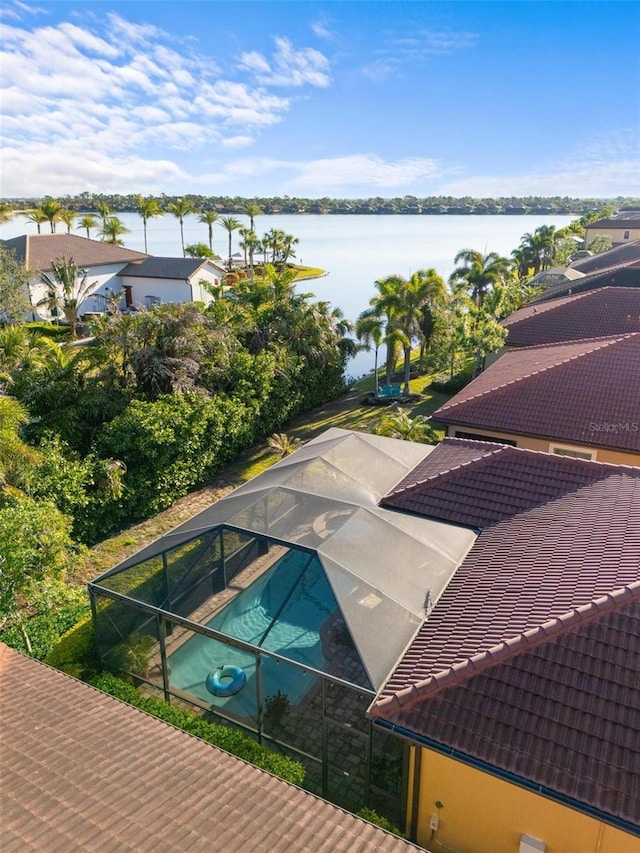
xmin=1 ymin=233 xmax=226 ymax=320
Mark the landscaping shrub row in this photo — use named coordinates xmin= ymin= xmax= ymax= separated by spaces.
xmin=90 ymin=672 xmax=306 ymax=786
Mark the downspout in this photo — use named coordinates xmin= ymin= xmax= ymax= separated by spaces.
xmin=410 ymin=745 xmax=422 ymax=843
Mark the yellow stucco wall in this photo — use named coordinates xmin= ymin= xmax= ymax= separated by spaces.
xmin=411 ymin=747 xmax=640 ymax=853
xmin=447 ymin=425 xmax=640 ymax=467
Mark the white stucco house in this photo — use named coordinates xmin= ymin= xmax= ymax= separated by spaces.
xmin=1 ymin=234 xmax=226 ymax=321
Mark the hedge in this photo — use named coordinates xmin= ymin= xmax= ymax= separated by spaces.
xmin=90 ymin=672 xmax=305 ymax=786
xmin=45 ymin=613 xmax=100 ymax=680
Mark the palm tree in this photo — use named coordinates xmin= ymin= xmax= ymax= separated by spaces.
xmin=219 ymin=215 xmax=242 ymax=268
xmin=101 ymin=217 xmax=130 ymax=246
xmin=267 ymin=432 xmax=302 ymax=458
xmin=364 ymin=269 xmax=446 ymax=393
xmin=198 ymin=209 xmax=219 ymax=254
xmin=96 ymin=201 xmax=111 ymax=226
xmin=515 ymin=226 xmax=558 ymax=277
xmin=184 ymin=242 xmax=214 ymax=258
xmin=355 ymin=314 xmax=384 ymax=396
xmin=41 ymin=199 xmax=61 ymax=233
xmin=135 ymin=195 xmax=163 ymax=254
xmin=167 ymin=198 xmax=194 ymax=256
xmin=24 ymin=208 xmax=47 ymax=234
xmin=77 ymin=214 xmax=98 ymax=239
xmin=448 ymin=249 xmax=511 ymax=307
xmin=373 ymin=407 xmax=438 ymax=443
xmin=38 ymin=257 xmax=98 ymax=337
xmin=244 ymin=201 xmax=263 ymax=232
xmin=58 ymin=209 xmax=76 ymax=234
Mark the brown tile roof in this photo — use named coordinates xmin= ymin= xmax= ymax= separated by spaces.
xmin=2 ymin=234 xmax=147 ymax=271
xmin=531 ymin=259 xmax=640 ymax=304
xmin=432 ymin=334 xmax=640 ymax=453
xmin=381 ymin=438 xmax=635 ymax=528
xmin=569 ymin=240 xmax=640 ymax=274
xmin=0 ymin=645 xmax=420 ymax=853
xmin=373 ymin=441 xmax=640 ymax=828
xmin=503 ymin=288 xmax=640 ymax=347
xmin=373 ymin=595 xmax=640 ymax=828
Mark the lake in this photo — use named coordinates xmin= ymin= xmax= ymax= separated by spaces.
xmin=1 ymin=212 xmax=573 ymax=376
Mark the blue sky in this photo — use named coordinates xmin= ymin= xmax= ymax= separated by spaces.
xmin=1 ymin=0 xmax=639 ymax=199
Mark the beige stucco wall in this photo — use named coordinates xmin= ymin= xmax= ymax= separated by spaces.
xmin=445 ymin=424 xmax=640 ymax=467
xmin=584 ymin=225 xmax=640 ymax=246
xmin=409 ymin=746 xmax=640 ymax=853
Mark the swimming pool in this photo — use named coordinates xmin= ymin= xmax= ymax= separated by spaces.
xmin=168 ymin=548 xmax=337 ymax=716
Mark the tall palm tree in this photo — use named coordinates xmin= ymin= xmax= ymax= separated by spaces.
xmin=244 ymin=201 xmax=263 ymax=232
xmin=101 ymin=217 xmax=130 ymax=246
xmin=198 ymin=209 xmax=218 ymax=254
xmin=167 ymin=198 xmax=194 ymax=256
xmin=355 ymin=314 xmax=384 ymax=396
xmin=448 ymin=249 xmax=510 ymax=307
xmin=135 ymin=195 xmax=163 ymax=254
xmin=219 ymin=215 xmax=242 ymax=268
xmin=58 ymin=209 xmax=76 ymax=234
xmin=77 ymin=214 xmax=98 ymax=239
xmin=41 ymin=199 xmax=61 ymax=233
xmin=38 ymin=257 xmax=98 ymax=337
xmin=24 ymin=208 xmax=47 ymax=234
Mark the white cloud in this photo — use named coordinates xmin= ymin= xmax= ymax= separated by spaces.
xmin=0 ymin=11 xmax=313 ymax=195
xmin=311 ymin=18 xmax=334 ymax=40
xmin=238 ymin=37 xmax=331 ymax=88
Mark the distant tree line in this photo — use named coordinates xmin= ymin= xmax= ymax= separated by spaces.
xmin=2 ymin=194 xmax=638 ymax=219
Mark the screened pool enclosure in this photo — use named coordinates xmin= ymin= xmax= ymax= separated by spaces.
xmin=90 ymin=429 xmax=476 ymax=820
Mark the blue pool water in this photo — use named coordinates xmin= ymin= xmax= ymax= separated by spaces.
xmin=168 ymin=549 xmax=337 ymax=716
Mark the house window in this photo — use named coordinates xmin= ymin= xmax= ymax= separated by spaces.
xmin=123 ymin=285 xmax=133 ymax=307
xmin=550 ymin=444 xmax=596 ymax=461
xmin=623 ymin=230 xmax=630 ymax=240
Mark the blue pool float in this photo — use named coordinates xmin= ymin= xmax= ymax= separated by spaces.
xmin=206 ymin=665 xmax=247 ymax=697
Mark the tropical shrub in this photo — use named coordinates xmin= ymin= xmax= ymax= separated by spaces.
xmin=45 ymin=613 xmax=99 ymax=679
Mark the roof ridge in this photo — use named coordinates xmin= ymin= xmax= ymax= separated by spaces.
xmin=371 ymin=581 xmax=640 ymax=716
xmin=436 ymin=334 xmax=635 ymax=413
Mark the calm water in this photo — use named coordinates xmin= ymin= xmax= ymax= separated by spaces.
xmin=1 ymin=212 xmax=573 ymax=376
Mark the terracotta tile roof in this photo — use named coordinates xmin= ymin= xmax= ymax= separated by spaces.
xmin=373 ymin=595 xmax=640 ymax=828
xmin=0 ymin=645 xmax=420 ymax=853
xmin=2 ymin=234 xmax=147 ymax=271
xmin=432 ymin=334 xmax=640 ymax=453
xmin=373 ymin=441 xmax=640 ymax=827
xmin=503 ymin=288 xmax=640 ymax=347
xmin=120 ymin=257 xmax=224 ymax=279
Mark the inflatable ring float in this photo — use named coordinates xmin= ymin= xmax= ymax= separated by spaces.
xmin=206 ymin=665 xmax=246 ymax=697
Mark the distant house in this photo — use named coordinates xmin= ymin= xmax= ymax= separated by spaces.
xmin=0 ymin=233 xmax=226 ymax=320
xmin=525 ymin=265 xmax=584 ymax=290
xmin=585 ymin=207 xmax=640 ymax=247
xmin=0 ymin=643 xmax=422 ymax=853
xmin=87 ymin=429 xmax=640 ymax=850
xmin=434 ymin=334 xmax=640 ymax=466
